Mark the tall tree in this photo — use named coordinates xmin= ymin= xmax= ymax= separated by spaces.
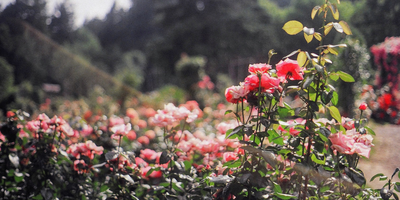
xmin=143 ymin=0 xmax=276 ymax=90
xmin=49 ymin=2 xmax=74 ymax=44
xmin=352 ymin=0 xmax=400 ymax=47
xmin=0 ymin=0 xmax=48 ymax=33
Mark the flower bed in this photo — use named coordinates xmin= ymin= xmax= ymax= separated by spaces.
xmin=0 ymin=1 xmax=399 ymax=199
xmin=361 ymin=37 xmax=400 ymax=124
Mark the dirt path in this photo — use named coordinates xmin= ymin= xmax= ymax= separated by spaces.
xmin=358 ymin=123 xmax=400 ymax=189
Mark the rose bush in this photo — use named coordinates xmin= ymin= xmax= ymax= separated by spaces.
xmin=0 ymin=1 xmax=399 ymax=199
xmin=361 ymin=37 xmax=400 ymax=124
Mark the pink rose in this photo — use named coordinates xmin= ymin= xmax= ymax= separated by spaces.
xmin=248 ymin=63 xmax=271 ymax=74
xmin=137 ymin=136 xmax=150 ymax=145
xmin=140 ymin=149 xmax=158 ymax=161
xmin=225 ymin=84 xmax=250 ymax=103
xmin=222 ymin=152 xmax=238 ymax=163
xmin=244 ymin=74 xmax=260 ymax=91
xmin=141 ymin=166 xmax=162 ymax=179
xmin=329 ymin=131 xmax=354 ymax=154
xmin=352 ymin=143 xmax=371 ymax=158
xmin=260 ymin=73 xmax=280 ymax=92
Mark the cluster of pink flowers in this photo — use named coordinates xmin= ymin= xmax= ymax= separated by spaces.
xmin=110 ymin=122 xmax=132 ymax=140
xmin=26 ymin=113 xmax=75 ymax=138
xmin=107 ymin=152 xmax=136 ymax=172
xmin=329 ymin=118 xmax=374 ymax=158
xmin=66 ymin=140 xmax=104 ymax=160
xmin=367 ymin=37 xmax=400 ymax=124
xmin=170 ymin=120 xmax=242 ymax=167
xmin=198 ymin=75 xmax=215 ymax=90
xmin=150 ymin=102 xmax=200 ymax=127
xmin=66 ymin=140 xmax=104 ymax=174
xmin=225 ymin=60 xmax=303 ymax=103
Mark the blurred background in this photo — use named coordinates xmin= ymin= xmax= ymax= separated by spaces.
xmin=0 ymin=0 xmax=399 ymax=117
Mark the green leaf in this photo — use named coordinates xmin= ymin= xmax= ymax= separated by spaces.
xmin=370 ymin=173 xmax=385 ymax=182
xmin=329 ymin=73 xmax=339 ymax=81
xmin=328 ymin=106 xmax=341 ymax=123
xmin=14 ymin=172 xmax=24 ymax=183
xmin=331 ymin=91 xmax=339 ymax=105
xmin=393 ymin=193 xmax=399 ymax=200
xmin=364 ymin=126 xmax=376 ymax=136
xmin=222 ymin=159 xmax=241 ymax=168
xmin=268 ymin=129 xmax=284 ymax=145
xmin=311 ymin=153 xmax=325 ymax=165
xmin=278 ymin=107 xmax=294 ymax=119
xmin=226 ymin=125 xmax=243 ymax=139
xmin=273 ymin=182 xmax=282 ymax=193
xmin=282 ymin=20 xmax=303 ymax=35
xmin=100 ymin=185 xmax=109 ymax=192
xmin=302 ymin=75 xmax=314 ymax=89
xmin=275 ymin=193 xmax=297 ymax=199
xmin=337 ymin=71 xmax=355 ymax=82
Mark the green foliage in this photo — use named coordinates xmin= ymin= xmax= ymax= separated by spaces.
xmin=114 ymin=50 xmax=146 ymax=89
xmin=0 ymin=57 xmax=15 ymax=103
xmin=139 ymin=85 xmax=186 ymax=108
xmin=352 ymin=0 xmax=400 ymax=47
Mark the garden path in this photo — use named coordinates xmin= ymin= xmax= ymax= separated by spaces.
xmin=358 ymin=123 xmax=400 ymax=189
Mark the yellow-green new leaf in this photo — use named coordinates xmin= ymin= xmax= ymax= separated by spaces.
xmin=311 ymin=6 xmax=321 ymax=20
xmin=314 ymin=32 xmax=322 ymax=41
xmin=327 ymin=47 xmax=339 ymax=55
xmin=283 ymin=20 xmax=303 ymax=35
xmin=328 ymin=106 xmax=341 ymax=123
xmin=339 ymin=21 xmax=352 ymax=35
xmin=304 ymin=32 xmax=313 ymax=43
xmin=337 ymin=71 xmax=355 ymax=82
xmin=329 ymin=73 xmax=339 ymax=81
xmin=324 ymin=23 xmax=333 ymax=36
xmin=329 ymin=3 xmax=339 ymax=20
xmin=297 ymin=51 xmax=307 ymax=67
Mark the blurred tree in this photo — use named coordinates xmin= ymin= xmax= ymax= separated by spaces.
xmin=85 ymin=0 xmax=154 ymax=52
xmin=174 ymin=53 xmax=206 ymax=101
xmin=114 ymin=50 xmax=146 ymax=89
xmin=0 ymin=0 xmax=49 ymax=33
xmin=270 ymin=0 xmax=292 ymax=7
xmin=352 ymin=0 xmax=400 ymax=47
xmin=48 ymin=2 xmax=74 ymax=44
xmin=144 ymin=0 xmax=277 ymax=91
xmin=0 ymin=0 xmax=51 ymax=86
xmin=66 ymin=27 xmax=109 ymax=72
xmin=0 ymin=57 xmax=16 ymax=114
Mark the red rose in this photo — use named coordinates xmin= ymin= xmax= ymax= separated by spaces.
xmin=359 ymin=102 xmax=368 ymax=110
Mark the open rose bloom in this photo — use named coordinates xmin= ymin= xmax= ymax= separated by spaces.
xmin=225 ymin=60 xmax=303 ymax=104
xmin=329 ymin=129 xmax=374 ymax=158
